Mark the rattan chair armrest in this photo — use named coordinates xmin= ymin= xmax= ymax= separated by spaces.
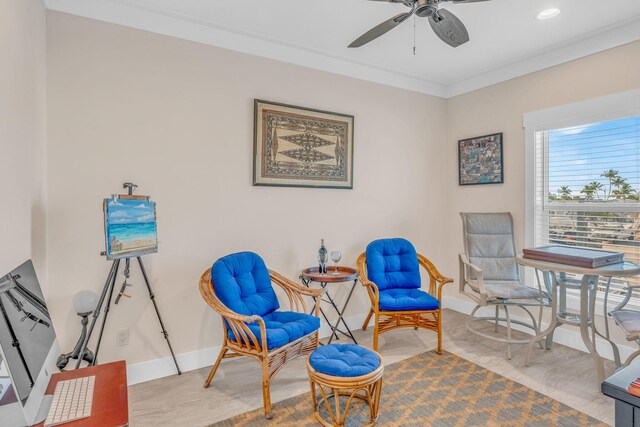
xmin=360 ymin=280 xmax=378 ymax=291
xmin=269 ymin=270 xmax=324 ymax=297
xmin=360 ymin=280 xmax=380 ymax=309
xmin=269 ymin=269 xmax=323 ymax=315
xmin=220 ymin=309 xmax=262 ymax=324
xmin=436 ymin=277 xmax=454 ymax=302
xmin=417 ymin=253 xmax=453 ymax=298
xmin=417 ymin=254 xmax=451 ymax=283
xmin=225 ymin=314 xmax=266 ymax=354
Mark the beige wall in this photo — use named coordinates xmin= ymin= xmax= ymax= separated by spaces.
xmin=45 ymin=9 xmax=640 ymax=369
xmin=46 ymin=11 xmax=447 ymax=365
xmin=0 ymin=0 xmax=47 ymax=281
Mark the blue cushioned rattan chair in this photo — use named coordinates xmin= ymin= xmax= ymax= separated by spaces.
xmin=199 ymin=252 xmax=323 ymax=419
xmin=356 ymin=238 xmax=453 ymax=352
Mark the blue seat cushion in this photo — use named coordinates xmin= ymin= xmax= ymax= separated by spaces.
xmin=378 ymin=288 xmax=439 ymax=311
xmin=309 ymin=344 xmax=381 ymax=377
xmin=211 ymin=252 xmax=279 ymax=317
xmin=366 ymin=238 xmax=421 ymax=291
xmin=228 ymin=311 xmax=320 ymax=350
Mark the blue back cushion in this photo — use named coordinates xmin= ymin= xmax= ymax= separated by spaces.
xmin=366 ymin=238 xmax=420 ymax=291
xmin=211 ymin=252 xmax=280 ymax=317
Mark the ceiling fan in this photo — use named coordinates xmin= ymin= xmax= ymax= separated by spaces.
xmin=348 ymin=0 xmax=490 ymax=49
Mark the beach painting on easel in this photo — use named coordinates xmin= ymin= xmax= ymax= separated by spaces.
xmin=103 ymin=197 xmax=158 ymax=260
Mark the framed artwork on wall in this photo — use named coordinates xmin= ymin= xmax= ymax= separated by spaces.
xmin=458 ymin=132 xmax=504 ymax=186
xmin=253 ymin=100 xmax=354 ymax=189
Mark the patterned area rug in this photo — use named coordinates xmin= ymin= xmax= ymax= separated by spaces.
xmin=209 ymin=351 xmax=607 ymax=427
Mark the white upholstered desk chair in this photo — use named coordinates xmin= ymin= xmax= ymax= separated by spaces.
xmin=459 ymin=212 xmax=549 ymax=359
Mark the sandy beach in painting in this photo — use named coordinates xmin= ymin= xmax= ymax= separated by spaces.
xmin=109 ymin=238 xmax=157 ymax=256
xmin=105 ymin=198 xmax=158 ymax=259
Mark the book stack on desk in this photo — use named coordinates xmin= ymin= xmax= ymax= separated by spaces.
xmin=627 ymin=378 xmax=640 ymax=397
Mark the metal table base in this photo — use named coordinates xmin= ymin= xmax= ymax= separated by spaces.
xmin=517 ymin=257 xmax=640 ymax=386
xmin=301 ymin=276 xmax=359 ymax=345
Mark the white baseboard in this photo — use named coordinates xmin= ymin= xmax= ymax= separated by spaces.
xmin=126 ymin=312 xmax=369 ymax=385
xmin=128 ymin=298 xmax=635 ymax=385
xmin=443 ymin=296 xmax=638 ymax=363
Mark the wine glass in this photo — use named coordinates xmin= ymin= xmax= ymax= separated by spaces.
xmin=331 ymin=251 xmax=342 ymax=275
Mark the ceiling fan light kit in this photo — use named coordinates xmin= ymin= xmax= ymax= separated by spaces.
xmin=348 ymin=0 xmax=489 ymax=49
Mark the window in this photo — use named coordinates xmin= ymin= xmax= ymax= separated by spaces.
xmin=524 ymin=90 xmax=640 ymax=306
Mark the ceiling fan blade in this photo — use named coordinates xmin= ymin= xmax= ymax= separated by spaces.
xmin=429 ymin=9 xmax=469 ymax=47
xmin=348 ymin=12 xmax=413 ymax=48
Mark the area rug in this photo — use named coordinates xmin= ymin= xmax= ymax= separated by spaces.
xmin=208 ymin=351 xmax=607 ymax=427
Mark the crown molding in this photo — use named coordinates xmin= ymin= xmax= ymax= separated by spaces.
xmin=45 ymin=0 xmax=640 ymax=99
xmin=444 ymin=15 xmax=640 ymax=98
xmin=44 ymin=0 xmax=447 ymax=97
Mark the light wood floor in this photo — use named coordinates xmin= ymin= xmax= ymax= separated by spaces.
xmin=129 ymin=309 xmax=616 ymax=426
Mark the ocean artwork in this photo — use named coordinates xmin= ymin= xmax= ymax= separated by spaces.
xmin=104 ymin=197 xmax=158 ymax=260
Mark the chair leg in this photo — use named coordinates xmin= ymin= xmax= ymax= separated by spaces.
xmin=521 ymin=305 xmax=544 ymax=350
xmin=333 ymin=388 xmax=342 ymax=426
xmin=494 ymin=305 xmax=500 ymax=332
xmin=309 ymin=379 xmax=318 ymax=412
xmin=504 ymin=305 xmax=512 ymax=360
xmin=204 ymin=347 xmax=227 ymax=388
xmin=362 ymin=309 xmax=374 ymax=331
xmin=373 ymin=313 xmax=380 ymax=352
xmin=262 ymin=361 xmax=273 ymax=419
xmin=436 ymin=309 xmax=443 ymax=355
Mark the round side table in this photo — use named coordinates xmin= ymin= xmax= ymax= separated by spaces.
xmin=301 ymin=267 xmax=359 ymax=344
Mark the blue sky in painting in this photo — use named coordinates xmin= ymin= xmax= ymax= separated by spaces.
xmin=548 ymin=116 xmax=640 ymax=197
xmin=106 ymin=199 xmax=156 ymax=224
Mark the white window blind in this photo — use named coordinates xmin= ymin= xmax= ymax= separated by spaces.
xmin=534 ymin=115 xmax=640 ymax=301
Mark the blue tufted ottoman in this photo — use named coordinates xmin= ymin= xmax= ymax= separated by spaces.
xmin=306 ymin=344 xmax=383 ymax=427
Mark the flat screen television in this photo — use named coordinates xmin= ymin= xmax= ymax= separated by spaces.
xmin=0 ymin=260 xmax=59 ymax=426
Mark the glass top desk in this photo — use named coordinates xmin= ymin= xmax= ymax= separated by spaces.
xmin=516 ymin=255 xmax=640 ymax=385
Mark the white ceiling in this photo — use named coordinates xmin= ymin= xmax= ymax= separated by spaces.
xmin=44 ymin=0 xmax=640 ymax=98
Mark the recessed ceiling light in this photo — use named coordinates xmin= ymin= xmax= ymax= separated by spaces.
xmin=537 ymin=8 xmax=561 ymax=20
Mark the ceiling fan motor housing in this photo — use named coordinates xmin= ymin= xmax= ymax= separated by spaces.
xmin=415 ymin=0 xmax=438 ymax=18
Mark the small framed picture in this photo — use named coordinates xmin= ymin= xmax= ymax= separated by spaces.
xmin=458 ymin=132 xmax=504 ymax=186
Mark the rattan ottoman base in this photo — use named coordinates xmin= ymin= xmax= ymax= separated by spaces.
xmin=306 ymin=353 xmax=384 ymax=427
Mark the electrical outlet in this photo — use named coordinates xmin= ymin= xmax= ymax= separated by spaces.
xmin=116 ymin=328 xmax=129 ymax=346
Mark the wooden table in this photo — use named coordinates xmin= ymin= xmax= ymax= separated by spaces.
xmin=301 ymin=267 xmax=359 ymax=345
xmin=34 ymin=361 xmax=128 ymax=427
xmin=516 ymin=255 xmax=640 ymax=385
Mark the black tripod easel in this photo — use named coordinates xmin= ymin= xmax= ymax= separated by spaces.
xmin=75 ymin=183 xmax=181 ymax=375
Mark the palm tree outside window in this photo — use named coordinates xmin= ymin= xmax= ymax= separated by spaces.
xmin=534 ymin=115 xmax=640 ymax=302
